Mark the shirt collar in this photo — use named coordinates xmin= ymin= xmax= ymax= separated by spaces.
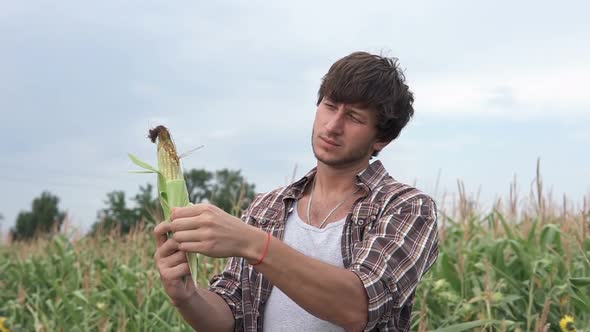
xmin=285 ymin=160 xmax=389 ymax=199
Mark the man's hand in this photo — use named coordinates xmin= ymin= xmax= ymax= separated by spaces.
xmin=153 ymin=222 xmax=198 ymax=306
xmin=170 ymin=203 xmax=266 ymax=261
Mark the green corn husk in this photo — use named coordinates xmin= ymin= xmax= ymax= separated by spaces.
xmin=128 ymin=125 xmax=199 ymax=288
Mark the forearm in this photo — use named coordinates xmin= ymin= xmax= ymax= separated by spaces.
xmin=246 ymin=231 xmax=368 ymax=331
xmin=176 ymin=288 xmax=234 ymax=332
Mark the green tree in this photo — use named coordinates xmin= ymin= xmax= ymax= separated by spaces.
xmin=209 ymin=169 xmax=256 ymax=215
xmin=184 ymin=168 xmax=213 ymax=204
xmin=92 ymin=191 xmax=139 ymax=235
xmin=10 ymin=191 xmax=66 ymax=241
xmin=183 ymin=168 xmax=256 ymax=215
xmin=133 ymin=183 xmax=162 ymax=225
xmin=90 ymin=168 xmax=256 ymax=235
xmin=91 ymin=184 xmax=160 ymax=236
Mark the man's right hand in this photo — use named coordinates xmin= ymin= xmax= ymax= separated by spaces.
xmin=154 ymin=221 xmax=198 ymax=307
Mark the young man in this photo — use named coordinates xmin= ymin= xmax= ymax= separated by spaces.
xmin=154 ymin=52 xmax=439 ymax=331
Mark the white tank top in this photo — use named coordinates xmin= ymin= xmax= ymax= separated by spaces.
xmin=262 ymin=201 xmax=346 ymax=332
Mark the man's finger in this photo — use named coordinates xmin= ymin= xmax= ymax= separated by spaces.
xmin=177 ymin=241 xmax=209 ymax=254
xmin=170 ymin=216 xmax=209 ymax=232
xmin=160 ymin=249 xmax=187 ymax=268
xmin=154 ymin=221 xmax=172 ymax=248
xmin=156 ymin=237 xmax=180 ymax=258
xmin=172 ymin=229 xmax=207 ymax=243
xmin=161 ymin=263 xmax=191 ymax=281
xmin=171 ymin=203 xmax=214 ymax=220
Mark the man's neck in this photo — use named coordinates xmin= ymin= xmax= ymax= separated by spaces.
xmin=312 ymin=161 xmax=369 ymax=197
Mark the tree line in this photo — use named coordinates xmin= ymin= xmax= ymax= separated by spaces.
xmin=4 ymin=168 xmax=256 ymax=241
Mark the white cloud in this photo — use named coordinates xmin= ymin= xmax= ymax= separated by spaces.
xmin=414 ymin=63 xmax=590 ymax=118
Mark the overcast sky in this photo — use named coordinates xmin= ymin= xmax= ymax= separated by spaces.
xmin=1 ymin=0 xmax=588 ymax=236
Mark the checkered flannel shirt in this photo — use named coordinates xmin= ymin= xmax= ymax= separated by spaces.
xmin=209 ymin=160 xmax=439 ymax=331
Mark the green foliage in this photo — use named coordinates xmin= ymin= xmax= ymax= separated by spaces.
xmin=184 ymin=168 xmax=212 ymax=204
xmin=91 ymin=190 xmax=147 ymax=236
xmin=184 ymin=168 xmax=257 ymax=214
xmin=413 ymin=211 xmax=590 ymax=330
xmin=207 ymin=169 xmax=256 ymax=216
xmin=91 ymin=168 xmax=256 ymax=236
xmin=0 ymin=232 xmax=209 ymax=331
xmin=93 ymin=183 xmax=163 ymax=234
xmin=133 ymin=183 xmax=162 ymax=225
xmin=4 ymin=192 xmax=587 ymax=330
xmin=10 ymin=191 xmax=66 ymax=242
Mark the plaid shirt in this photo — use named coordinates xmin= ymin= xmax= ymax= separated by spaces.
xmin=209 ymin=160 xmax=439 ymax=331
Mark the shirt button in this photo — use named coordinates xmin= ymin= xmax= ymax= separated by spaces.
xmin=259 ymin=218 xmax=268 ymax=225
xmin=357 ymin=219 xmax=365 ymax=226
xmin=370 ymin=214 xmax=377 ymax=221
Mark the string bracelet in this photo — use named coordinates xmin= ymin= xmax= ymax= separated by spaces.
xmin=251 ymin=231 xmax=271 ymax=266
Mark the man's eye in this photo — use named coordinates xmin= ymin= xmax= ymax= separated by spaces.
xmin=348 ymin=114 xmax=362 ymax=123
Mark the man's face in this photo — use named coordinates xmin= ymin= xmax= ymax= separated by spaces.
xmin=311 ymin=97 xmax=386 ymax=168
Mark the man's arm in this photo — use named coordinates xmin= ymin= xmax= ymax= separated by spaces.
xmin=175 ymin=288 xmax=234 ymax=332
xmin=246 ymin=232 xmax=369 ymax=331
xmin=348 ymin=195 xmax=439 ymax=330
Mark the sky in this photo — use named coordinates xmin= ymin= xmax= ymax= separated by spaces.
xmin=1 ymin=0 xmax=589 ymax=236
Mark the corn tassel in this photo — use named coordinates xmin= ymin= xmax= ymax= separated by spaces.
xmin=128 ymin=125 xmax=199 ymax=288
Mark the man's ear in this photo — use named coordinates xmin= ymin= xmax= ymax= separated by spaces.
xmin=373 ymin=139 xmax=391 ymax=153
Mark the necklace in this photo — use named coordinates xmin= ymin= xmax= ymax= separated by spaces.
xmin=306 ymin=176 xmax=360 ymax=229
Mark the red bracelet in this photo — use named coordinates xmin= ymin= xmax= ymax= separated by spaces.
xmin=252 ymin=231 xmax=271 ymax=266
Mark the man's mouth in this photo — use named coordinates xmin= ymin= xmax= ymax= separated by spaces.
xmin=319 ymin=136 xmax=340 ymax=146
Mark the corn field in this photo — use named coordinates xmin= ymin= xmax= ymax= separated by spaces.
xmin=1 ymin=175 xmax=588 ymax=331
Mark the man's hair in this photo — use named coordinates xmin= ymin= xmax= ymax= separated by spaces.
xmin=317 ymin=51 xmax=415 ymax=156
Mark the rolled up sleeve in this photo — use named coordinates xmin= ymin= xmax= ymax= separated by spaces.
xmin=208 ymin=256 xmax=245 ymax=331
xmin=348 ymin=195 xmax=439 ymax=331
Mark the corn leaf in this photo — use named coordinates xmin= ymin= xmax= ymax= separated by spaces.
xmin=570 ymin=277 xmax=590 ymax=288
xmin=166 ymin=179 xmax=190 ymax=211
xmin=128 ymin=153 xmax=159 ymax=173
xmin=158 ymin=179 xmax=189 ymax=222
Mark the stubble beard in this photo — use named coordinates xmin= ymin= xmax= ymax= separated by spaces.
xmin=311 ymin=130 xmax=372 ymax=168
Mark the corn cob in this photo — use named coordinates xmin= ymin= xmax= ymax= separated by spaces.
xmin=128 ymin=125 xmax=199 ymax=288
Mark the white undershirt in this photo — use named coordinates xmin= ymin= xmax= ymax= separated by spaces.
xmin=262 ymin=201 xmax=346 ymax=332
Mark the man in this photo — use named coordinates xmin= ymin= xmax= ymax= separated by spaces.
xmin=154 ymin=51 xmax=439 ymax=331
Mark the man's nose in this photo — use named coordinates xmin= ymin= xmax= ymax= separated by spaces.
xmin=325 ymin=106 xmax=345 ymax=134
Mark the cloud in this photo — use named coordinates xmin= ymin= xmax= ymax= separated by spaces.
xmin=413 ymin=63 xmax=590 ymax=118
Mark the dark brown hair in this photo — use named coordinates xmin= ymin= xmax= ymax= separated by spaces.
xmin=317 ymin=52 xmax=415 ymax=156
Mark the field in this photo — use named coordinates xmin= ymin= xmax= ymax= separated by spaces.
xmin=1 ymin=176 xmax=588 ymax=331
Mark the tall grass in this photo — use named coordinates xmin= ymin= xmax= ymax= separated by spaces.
xmin=1 ymin=164 xmax=588 ymax=331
